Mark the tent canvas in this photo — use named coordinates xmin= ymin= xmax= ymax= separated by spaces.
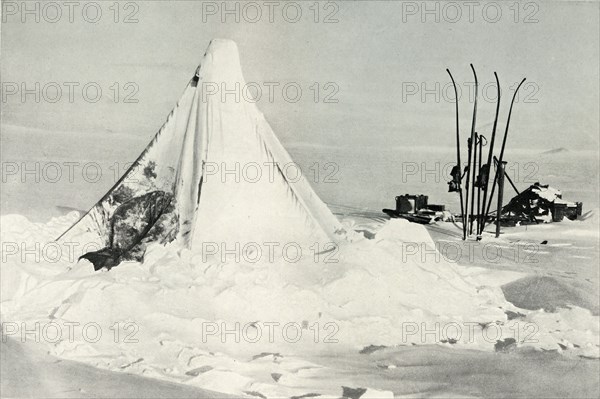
xmin=58 ymin=39 xmax=346 ymax=270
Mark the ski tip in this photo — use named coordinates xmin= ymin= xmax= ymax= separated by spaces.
xmin=514 ymin=77 xmax=527 ymax=92
xmin=470 ymin=64 xmax=477 ymax=78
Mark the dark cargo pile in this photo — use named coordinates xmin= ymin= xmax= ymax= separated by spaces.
xmin=501 ymin=182 xmax=582 ymax=224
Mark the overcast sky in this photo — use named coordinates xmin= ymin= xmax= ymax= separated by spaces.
xmin=2 ymin=0 xmax=599 ymax=157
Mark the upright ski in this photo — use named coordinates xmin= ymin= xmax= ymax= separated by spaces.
xmin=478 ymin=72 xmax=501 ymax=234
xmin=465 ymin=64 xmax=478 ymax=236
xmin=482 ymin=77 xmax=527 ymax=231
xmin=446 ymin=69 xmax=466 ymax=240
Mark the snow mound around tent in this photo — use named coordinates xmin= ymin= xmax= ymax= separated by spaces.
xmin=2 ymin=213 xmax=599 ymax=397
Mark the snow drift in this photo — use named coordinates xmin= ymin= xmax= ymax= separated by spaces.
xmin=2 ymin=211 xmax=599 ymax=396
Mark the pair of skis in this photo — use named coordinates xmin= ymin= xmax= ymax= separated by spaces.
xmin=446 ymin=66 xmax=526 ymax=239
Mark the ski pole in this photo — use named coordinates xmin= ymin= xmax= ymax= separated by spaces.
xmin=494 ymin=156 xmax=520 ymax=195
xmin=476 ymin=135 xmax=486 ymax=234
xmin=470 ymin=132 xmax=478 ymax=235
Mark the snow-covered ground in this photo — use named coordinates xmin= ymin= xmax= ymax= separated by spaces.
xmin=1 ymin=337 xmax=232 ymax=398
xmin=1 ymin=207 xmax=598 ymax=397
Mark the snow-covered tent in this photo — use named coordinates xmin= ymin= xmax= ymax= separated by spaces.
xmin=58 ymin=39 xmax=345 ymax=270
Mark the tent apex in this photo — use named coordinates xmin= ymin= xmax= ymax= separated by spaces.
xmin=207 ymin=38 xmax=239 ymax=54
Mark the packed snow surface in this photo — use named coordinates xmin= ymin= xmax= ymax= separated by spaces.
xmin=2 ymin=212 xmax=598 ymax=397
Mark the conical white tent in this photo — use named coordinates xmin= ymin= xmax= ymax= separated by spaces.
xmin=59 ymin=39 xmax=345 ymax=269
